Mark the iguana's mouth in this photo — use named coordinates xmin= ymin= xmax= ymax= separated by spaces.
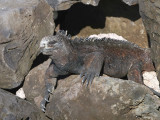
xmin=40 ymin=47 xmax=53 ymax=50
xmin=40 ymin=47 xmax=54 ymax=55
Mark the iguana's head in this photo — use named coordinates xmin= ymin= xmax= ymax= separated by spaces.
xmin=40 ymin=35 xmax=63 ymax=56
xmin=40 ymin=31 xmax=73 ymax=58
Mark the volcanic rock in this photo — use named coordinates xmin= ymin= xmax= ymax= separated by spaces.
xmin=0 ymin=0 xmax=54 ymax=89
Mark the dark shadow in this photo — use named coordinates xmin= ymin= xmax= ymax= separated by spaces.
xmin=25 ymin=117 xmax=31 ymax=120
xmin=46 ymin=116 xmax=53 ymax=120
xmin=31 ymin=53 xmax=49 ymax=69
xmin=147 ymin=33 xmax=151 ymax=48
xmin=55 ymin=0 xmax=140 ymax=36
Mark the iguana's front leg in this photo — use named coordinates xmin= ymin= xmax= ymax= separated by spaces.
xmin=40 ymin=62 xmax=68 ymax=112
xmin=127 ymin=63 xmax=143 ymax=84
xmin=80 ymin=52 xmax=104 ymax=86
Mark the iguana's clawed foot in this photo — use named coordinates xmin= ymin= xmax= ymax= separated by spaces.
xmin=80 ymin=52 xmax=103 ymax=86
xmin=40 ymin=99 xmax=47 ymax=112
xmin=40 ymin=83 xmax=54 ymax=112
xmin=47 ymin=85 xmax=54 ymax=94
xmin=40 ymin=92 xmax=50 ymax=112
xmin=80 ymin=71 xmax=99 ymax=86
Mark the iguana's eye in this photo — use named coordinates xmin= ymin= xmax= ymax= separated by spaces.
xmin=48 ymin=44 xmax=52 ymax=47
xmin=48 ymin=41 xmax=57 ymax=44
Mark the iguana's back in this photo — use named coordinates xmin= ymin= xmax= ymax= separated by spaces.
xmin=71 ymin=37 xmax=144 ymax=57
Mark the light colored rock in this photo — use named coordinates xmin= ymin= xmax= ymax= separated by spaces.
xmin=45 ymin=0 xmax=100 ymax=10
xmin=16 ymin=88 xmax=26 ymax=99
xmin=143 ymin=71 xmax=160 ymax=93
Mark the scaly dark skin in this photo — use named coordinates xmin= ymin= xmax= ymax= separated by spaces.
xmin=39 ymin=30 xmax=156 ymax=112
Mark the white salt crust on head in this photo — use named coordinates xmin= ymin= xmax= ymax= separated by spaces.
xmin=89 ymin=33 xmax=127 ymax=41
xmin=40 ymin=37 xmax=50 ymax=48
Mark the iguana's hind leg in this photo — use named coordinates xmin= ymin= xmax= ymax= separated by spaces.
xmin=127 ymin=64 xmax=143 ymax=84
xmin=127 ymin=63 xmax=160 ymax=97
xmin=40 ymin=62 xmax=68 ymax=112
xmin=80 ymin=52 xmax=104 ymax=86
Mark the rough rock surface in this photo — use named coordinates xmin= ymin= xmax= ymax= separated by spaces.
xmin=44 ymin=75 xmax=160 ymax=120
xmin=0 ymin=89 xmax=46 ymax=120
xmin=23 ymin=58 xmax=51 ymax=108
xmin=0 ymin=0 xmax=54 ymax=89
xmin=45 ymin=0 xmax=100 ymax=11
xmin=138 ymin=0 xmax=160 ymax=81
xmin=56 ymin=0 xmax=148 ymax=48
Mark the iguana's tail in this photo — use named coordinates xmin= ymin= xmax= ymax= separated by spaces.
xmin=146 ymin=85 xmax=160 ymax=97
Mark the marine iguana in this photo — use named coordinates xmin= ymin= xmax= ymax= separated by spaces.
xmin=39 ymin=30 xmax=158 ymax=112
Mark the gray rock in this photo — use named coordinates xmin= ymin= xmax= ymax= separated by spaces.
xmin=0 ymin=89 xmax=46 ymax=120
xmin=44 ymin=0 xmax=100 ymax=10
xmin=0 ymin=0 xmax=54 ymax=89
xmin=137 ymin=0 xmax=160 ymax=82
xmin=23 ymin=58 xmax=52 ymax=108
xmin=44 ymin=75 xmax=160 ymax=120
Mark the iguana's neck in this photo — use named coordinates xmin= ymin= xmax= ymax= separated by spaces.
xmin=63 ymin=41 xmax=75 ymax=54
xmin=50 ymin=39 xmax=77 ymax=66
xmin=50 ymin=50 xmax=77 ymax=68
